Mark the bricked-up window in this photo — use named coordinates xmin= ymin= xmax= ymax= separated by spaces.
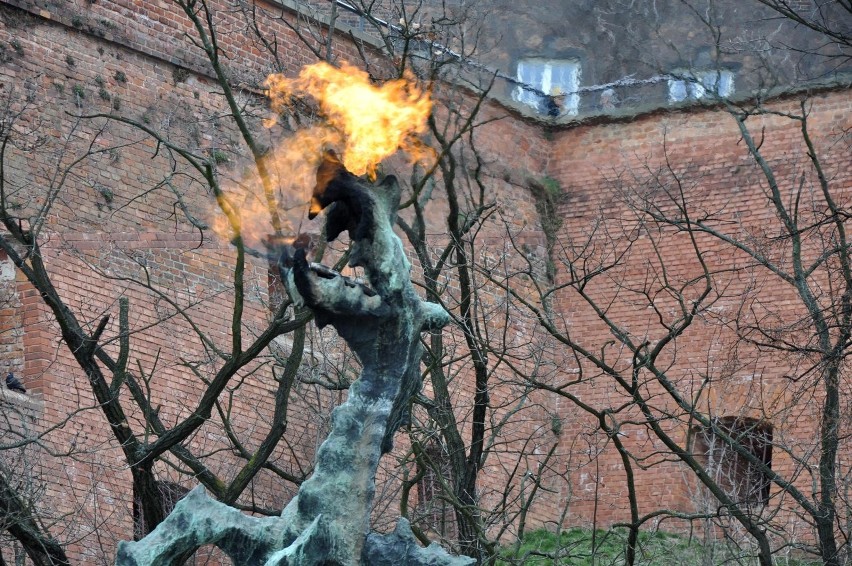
xmin=513 ymin=59 xmax=580 ymax=116
xmin=416 ymin=441 xmax=457 ymax=539
xmin=691 ymin=417 xmax=772 ymax=506
xmin=668 ymin=69 xmax=734 ymax=102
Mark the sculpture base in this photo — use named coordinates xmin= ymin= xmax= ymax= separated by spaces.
xmin=116 ymin=487 xmax=474 ymax=566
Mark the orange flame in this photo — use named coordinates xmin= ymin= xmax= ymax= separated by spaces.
xmin=265 ymin=62 xmax=432 ymax=178
xmin=209 ymin=63 xmax=432 ymax=249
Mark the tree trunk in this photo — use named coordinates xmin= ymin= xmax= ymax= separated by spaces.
xmin=131 ymin=463 xmax=166 ymax=539
xmin=0 ymin=474 xmax=69 ymax=566
xmin=817 ymin=362 xmax=841 ymax=566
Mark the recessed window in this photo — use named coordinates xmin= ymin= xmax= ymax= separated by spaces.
xmin=513 ymin=59 xmax=580 ymax=116
xmin=690 ymin=416 xmax=772 ymax=506
xmin=668 ymin=69 xmax=734 ymax=102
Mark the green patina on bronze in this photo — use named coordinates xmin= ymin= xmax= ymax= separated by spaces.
xmin=116 ymin=153 xmax=471 ymax=566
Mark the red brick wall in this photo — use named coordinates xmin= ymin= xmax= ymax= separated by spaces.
xmin=0 ymin=0 xmax=849 ymax=560
xmin=0 ymin=0 xmax=554 ymax=560
xmin=539 ymin=91 xmax=852 ymax=539
xmin=0 ymin=2 xmax=359 ymax=561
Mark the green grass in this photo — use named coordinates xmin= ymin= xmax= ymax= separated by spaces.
xmin=496 ymin=528 xmax=823 ymax=565
xmin=498 ymin=528 xmax=690 ymax=565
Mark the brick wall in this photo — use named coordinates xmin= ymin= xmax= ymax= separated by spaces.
xmin=540 ymin=90 xmax=852 ymax=539
xmin=0 ymin=0 xmax=555 ymax=560
xmin=0 ymin=2 xmax=359 ymax=561
xmin=0 ymin=0 xmax=849 ymax=561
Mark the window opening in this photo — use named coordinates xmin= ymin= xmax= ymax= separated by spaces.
xmin=668 ymin=69 xmax=734 ymax=102
xmin=690 ymin=416 xmax=772 ymax=506
xmin=513 ymin=59 xmax=580 ymax=116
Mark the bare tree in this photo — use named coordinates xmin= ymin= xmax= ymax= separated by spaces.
xmin=0 ymin=1 xmax=326 ymax=562
xmin=11 ymin=1 xmax=847 ymax=564
xmin=452 ymin=1 xmax=852 ymax=563
xmin=242 ymin=1 xmax=572 ymax=562
xmin=0 ymin=0 xmax=563 ymax=563
xmin=755 ymin=0 xmax=851 ymax=62
xmin=491 ymin=10 xmax=851 ymax=566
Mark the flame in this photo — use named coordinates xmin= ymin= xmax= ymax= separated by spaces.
xmin=209 ymin=62 xmax=432 ymax=249
xmin=265 ymin=62 xmax=432 ymax=178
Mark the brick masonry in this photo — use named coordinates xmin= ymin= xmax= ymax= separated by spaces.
xmin=0 ymin=0 xmax=848 ymax=561
xmin=545 ymin=92 xmax=852 ymax=534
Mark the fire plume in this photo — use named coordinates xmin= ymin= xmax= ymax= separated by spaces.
xmin=209 ymin=63 xmax=432 ymax=248
xmin=265 ymin=62 xmax=432 ymax=178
